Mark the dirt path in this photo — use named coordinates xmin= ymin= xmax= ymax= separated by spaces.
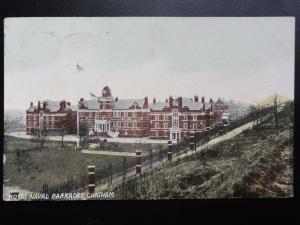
xmin=81 ymin=150 xmax=143 ymax=157
xmin=95 ymin=120 xmax=258 ymax=192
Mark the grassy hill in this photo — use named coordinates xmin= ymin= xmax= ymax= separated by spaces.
xmin=112 ymin=101 xmax=293 ymax=199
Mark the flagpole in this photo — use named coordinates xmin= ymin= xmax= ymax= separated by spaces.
xmin=76 ymin=64 xmax=80 ymax=147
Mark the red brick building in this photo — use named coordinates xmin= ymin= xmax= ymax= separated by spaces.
xmin=26 ymin=86 xmax=227 ymax=141
xmin=77 ymin=86 xmax=227 ymax=141
xmin=26 ymin=100 xmax=77 ymax=135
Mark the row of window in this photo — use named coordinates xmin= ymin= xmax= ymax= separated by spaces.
xmin=77 ymin=112 xmax=209 ymax=120
xmin=153 ymin=122 xmax=205 ymax=129
xmin=113 ymin=111 xmax=143 ymax=118
xmin=27 ymin=115 xmax=61 ymax=121
xmin=152 ymin=114 xmax=201 ymax=121
xmin=113 ymin=121 xmax=138 ymax=128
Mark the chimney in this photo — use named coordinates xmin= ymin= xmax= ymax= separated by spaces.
xmin=60 ymin=100 xmax=66 ymax=109
xmin=43 ymin=101 xmax=46 ymax=110
xmin=210 ymin=98 xmax=213 ymax=111
xmin=115 ymin=97 xmax=118 ymax=102
xmin=38 ymin=101 xmax=40 ymax=110
xmin=201 ymin=97 xmax=205 ymax=111
xmin=169 ymin=96 xmax=173 ymax=108
xmin=178 ymin=97 xmax=182 ymax=108
xmin=67 ymin=102 xmax=71 ymax=106
xmin=80 ymin=98 xmax=84 ymax=102
xmin=194 ymin=95 xmax=199 ymax=102
xmin=30 ymin=102 xmax=33 ymax=107
xmin=153 ymin=97 xmax=156 ymax=104
xmin=143 ymin=96 xmax=148 ymax=109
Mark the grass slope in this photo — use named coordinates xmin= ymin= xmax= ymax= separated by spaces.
xmin=112 ymin=102 xmax=293 ymax=199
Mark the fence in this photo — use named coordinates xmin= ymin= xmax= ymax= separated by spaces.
xmin=42 ymin=105 xmax=276 ymax=197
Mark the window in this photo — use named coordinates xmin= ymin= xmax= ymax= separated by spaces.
xmin=184 ymin=123 xmax=188 ymax=129
xmin=133 ymin=112 xmax=137 ymax=118
xmin=125 ymin=112 xmax=128 ymax=118
xmin=133 ymin=120 xmax=137 ymax=128
xmin=173 ymin=110 xmax=178 ymax=118
xmin=164 ymin=115 xmax=168 ymax=120
xmin=172 ymin=120 xmax=178 ymax=128
xmin=155 ymin=122 xmax=159 ymax=128
xmin=193 ymin=123 xmax=197 ymax=129
xmin=164 ymin=123 xmax=168 ymax=128
xmin=124 ymin=122 xmax=128 ymax=127
xmin=155 ymin=115 xmax=159 ymax=120
xmin=118 ymin=112 xmax=121 ymax=117
xmin=113 ymin=112 xmax=117 ymax=117
xmin=193 ymin=115 xmax=197 ymax=121
xmin=184 ymin=115 xmax=188 ymax=121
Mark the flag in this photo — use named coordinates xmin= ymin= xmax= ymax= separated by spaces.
xmin=77 ymin=64 xmax=83 ymax=71
xmin=90 ymin=93 xmax=97 ymax=97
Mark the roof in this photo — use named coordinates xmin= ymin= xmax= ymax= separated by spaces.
xmin=44 ymin=100 xmax=60 ymax=112
xmin=82 ymin=100 xmax=100 ymax=110
xmin=27 ymin=100 xmax=77 ymax=112
xmin=114 ymin=99 xmax=144 ymax=110
xmin=27 ymin=105 xmax=37 ymax=112
xmin=149 ymin=102 xmax=166 ymax=110
xmin=67 ymin=105 xmax=77 ymax=111
xmin=149 ymin=97 xmax=211 ymax=111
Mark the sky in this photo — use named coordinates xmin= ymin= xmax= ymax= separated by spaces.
xmin=4 ymin=17 xmax=295 ymax=110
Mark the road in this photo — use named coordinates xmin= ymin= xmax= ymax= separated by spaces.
xmin=7 ymin=131 xmax=167 ymax=144
xmin=81 ymin=149 xmax=144 ymax=157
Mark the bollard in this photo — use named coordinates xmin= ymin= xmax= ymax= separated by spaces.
xmin=87 ymin=165 xmax=95 ymax=194
xmin=167 ymin=140 xmax=173 ymax=161
xmin=190 ymin=135 xmax=194 ymax=150
xmin=136 ymin=150 xmax=142 ymax=175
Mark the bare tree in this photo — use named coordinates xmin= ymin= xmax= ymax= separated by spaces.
xmin=35 ymin=120 xmax=49 ymax=151
xmin=56 ymin=117 xmax=69 ymax=147
xmin=274 ymin=93 xmax=278 ymax=128
xmin=79 ymin=121 xmax=89 ymax=147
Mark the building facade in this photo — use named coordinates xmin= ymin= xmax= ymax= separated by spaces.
xmin=77 ymin=86 xmax=228 ymax=141
xmin=26 ymin=86 xmax=227 ymax=141
xmin=26 ymin=100 xmax=77 ymax=135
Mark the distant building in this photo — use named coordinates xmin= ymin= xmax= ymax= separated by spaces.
xmin=77 ymin=86 xmax=228 ymax=141
xmin=26 ymin=86 xmax=227 ymax=141
xmin=26 ymin=100 xmax=77 ymax=135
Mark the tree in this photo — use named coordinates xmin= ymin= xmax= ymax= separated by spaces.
xmin=56 ymin=116 xmax=71 ymax=147
xmin=79 ymin=121 xmax=89 ymax=147
xmin=38 ymin=122 xmax=49 ymax=151
xmin=274 ymin=93 xmax=278 ymax=128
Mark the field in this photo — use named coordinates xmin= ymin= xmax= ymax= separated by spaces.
xmin=3 ymin=136 xmax=141 ymax=192
xmin=111 ymin=103 xmax=293 ymax=199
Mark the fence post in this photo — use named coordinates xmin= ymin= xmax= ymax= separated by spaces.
xmin=107 ymin=162 xmax=113 ymax=186
xmin=42 ymin=183 xmax=48 ymax=193
xmin=190 ymin=133 xmax=194 ymax=150
xmin=167 ymin=140 xmax=173 ymax=161
xmin=136 ymin=150 xmax=142 ymax=175
xmin=87 ymin=165 xmax=95 ymax=194
xmin=149 ymin=149 xmax=153 ymax=169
